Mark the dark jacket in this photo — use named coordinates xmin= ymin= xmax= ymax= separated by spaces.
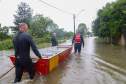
xmin=72 ymin=34 xmax=84 ymax=47
xmin=51 ymin=36 xmax=58 ymax=46
xmin=13 ymin=32 xmax=41 ymax=61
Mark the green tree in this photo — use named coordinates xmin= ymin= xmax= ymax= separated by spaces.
xmin=47 ymin=23 xmax=59 ymax=32
xmin=92 ymin=17 xmax=100 ymax=36
xmin=55 ymin=28 xmax=65 ymax=39
xmin=30 ymin=14 xmax=56 ymax=38
xmin=0 ymin=26 xmax=9 ymax=41
xmin=77 ymin=23 xmax=87 ymax=36
xmin=65 ymin=31 xmax=74 ymax=38
xmin=92 ymin=0 xmax=126 ymax=44
xmin=13 ymin=2 xmax=33 ymax=31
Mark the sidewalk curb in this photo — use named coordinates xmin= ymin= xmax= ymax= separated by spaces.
xmin=83 ymin=52 xmax=126 ymax=76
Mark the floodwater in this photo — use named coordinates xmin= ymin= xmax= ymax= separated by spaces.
xmin=0 ymin=37 xmax=126 ymax=84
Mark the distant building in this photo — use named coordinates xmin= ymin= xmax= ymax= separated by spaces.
xmin=7 ymin=26 xmax=16 ymax=35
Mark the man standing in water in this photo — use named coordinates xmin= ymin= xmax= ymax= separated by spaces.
xmin=13 ymin=23 xmax=42 ymax=83
xmin=51 ymin=32 xmax=58 ymax=46
xmin=72 ymin=32 xmax=84 ymax=55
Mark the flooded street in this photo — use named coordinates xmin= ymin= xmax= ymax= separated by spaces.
xmin=0 ymin=37 xmax=126 ymax=84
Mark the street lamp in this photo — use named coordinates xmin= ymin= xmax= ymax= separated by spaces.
xmin=73 ymin=9 xmax=85 ymax=35
xmin=73 ymin=14 xmax=76 ymax=35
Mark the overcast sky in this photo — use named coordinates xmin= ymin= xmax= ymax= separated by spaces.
xmin=0 ymin=0 xmax=116 ymax=32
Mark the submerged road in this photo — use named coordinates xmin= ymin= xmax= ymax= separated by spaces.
xmin=0 ymin=37 xmax=126 ymax=84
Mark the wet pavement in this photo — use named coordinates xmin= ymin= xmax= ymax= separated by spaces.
xmin=0 ymin=37 xmax=126 ymax=84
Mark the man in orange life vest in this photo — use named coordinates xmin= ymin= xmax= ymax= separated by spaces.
xmin=72 ymin=32 xmax=84 ymax=55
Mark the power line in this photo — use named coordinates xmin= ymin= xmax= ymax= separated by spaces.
xmin=38 ymin=0 xmax=73 ymax=15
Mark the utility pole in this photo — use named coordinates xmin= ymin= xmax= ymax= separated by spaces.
xmin=73 ymin=9 xmax=84 ymax=35
xmin=73 ymin=14 xmax=76 ymax=35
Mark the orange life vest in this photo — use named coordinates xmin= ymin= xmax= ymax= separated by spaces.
xmin=74 ymin=34 xmax=81 ymax=43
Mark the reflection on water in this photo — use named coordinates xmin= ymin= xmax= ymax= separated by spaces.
xmin=94 ymin=38 xmax=126 ymax=70
xmin=0 ymin=37 xmax=126 ymax=84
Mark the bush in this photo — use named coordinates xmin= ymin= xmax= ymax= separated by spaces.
xmin=0 ymin=39 xmax=13 ymax=50
xmin=34 ymin=37 xmax=51 ymax=44
xmin=33 ymin=33 xmax=51 ymax=44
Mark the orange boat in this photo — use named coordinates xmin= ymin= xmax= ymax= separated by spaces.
xmin=9 ymin=45 xmax=72 ymax=75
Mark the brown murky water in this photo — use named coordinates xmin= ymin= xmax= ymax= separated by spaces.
xmin=94 ymin=38 xmax=126 ymax=70
xmin=0 ymin=37 xmax=126 ymax=84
